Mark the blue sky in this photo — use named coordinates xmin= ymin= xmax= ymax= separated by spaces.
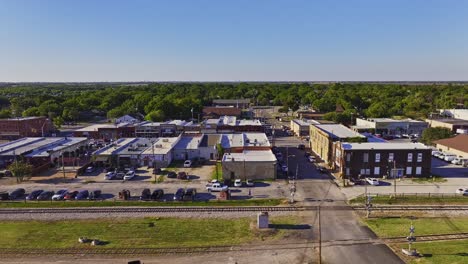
xmin=1 ymin=0 xmax=467 ymax=81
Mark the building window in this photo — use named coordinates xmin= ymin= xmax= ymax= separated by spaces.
xmin=375 ymin=153 xmax=380 ymax=163
xmin=388 ymin=153 xmax=394 ymax=162
xmin=363 ymin=153 xmax=369 ymax=163
xmin=417 ymin=153 xmax=423 ymax=162
xmin=416 ymin=167 xmax=422 ymax=175
xmin=346 ymin=167 xmax=350 ymax=176
xmin=374 ymin=167 xmax=380 ymax=175
xmin=346 ymin=153 xmax=351 ymax=162
xmin=406 ymin=166 xmax=412 ymax=175
xmin=360 ymin=168 xmax=370 ymax=175
xmin=407 ymin=153 xmax=413 ymax=162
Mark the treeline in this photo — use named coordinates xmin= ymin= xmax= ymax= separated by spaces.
xmin=0 ymin=82 xmax=466 ymax=127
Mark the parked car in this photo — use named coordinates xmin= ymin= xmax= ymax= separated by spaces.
xmin=308 ymin=156 xmax=316 ymax=162
xmin=88 ymin=190 xmax=102 ymax=200
xmin=174 ymin=188 xmax=185 ymax=201
xmin=431 ymin=150 xmax=441 ymax=156
xmin=63 ymin=190 xmax=79 ymax=200
xmin=177 ymin=171 xmax=188 ymax=180
xmin=123 ymin=171 xmax=136 ymax=180
xmin=151 ymin=189 xmax=164 ymax=200
xmin=0 ymin=192 xmax=9 ymax=200
xmin=297 ymin=144 xmax=305 ymax=150
xmin=444 ymin=154 xmax=457 ymax=162
xmin=456 ymin=188 xmax=468 ymax=196
xmin=114 ymin=172 xmax=125 ymax=180
xmin=206 ymin=183 xmax=229 ymax=192
xmin=234 ymin=179 xmax=242 ymax=187
xmin=350 ymin=178 xmax=364 ymax=185
xmin=105 ymin=171 xmax=115 ymax=180
xmin=183 ymin=188 xmax=197 ymax=201
xmin=246 ymin=179 xmax=255 ymax=187
xmin=52 ymin=189 xmax=68 ymax=201
xmin=434 ymin=152 xmax=444 ymax=159
xmin=183 ymin=160 xmax=192 ymax=168
xmin=366 ymin=178 xmax=380 ymax=186
xmin=304 ymin=152 xmax=311 ymax=158
xmin=9 ymin=188 xmax=25 ymax=199
xmin=37 ymin=191 xmax=55 ymax=201
xmin=167 ymin=171 xmax=177 ymax=178
xmin=85 ymin=166 xmax=94 ymax=173
xmin=140 ymin=189 xmax=151 ymax=200
xmin=75 ymin=190 xmax=89 ymax=200
xmin=26 ymin=189 xmax=44 ymax=200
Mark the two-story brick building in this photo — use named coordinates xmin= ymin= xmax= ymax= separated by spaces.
xmin=333 ymin=142 xmax=432 ymax=179
xmin=0 ymin=117 xmax=54 ymax=140
xmin=310 ymin=124 xmax=366 ymax=164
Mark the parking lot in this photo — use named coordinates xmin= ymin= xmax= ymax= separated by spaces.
xmin=0 ymin=162 xmax=290 ymax=202
xmin=339 ymin=157 xmax=468 ymax=199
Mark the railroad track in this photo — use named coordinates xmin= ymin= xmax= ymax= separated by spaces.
xmin=351 ymin=205 xmax=468 ymax=211
xmin=384 ymin=232 xmax=468 ymax=243
xmin=0 ymin=206 xmax=304 ymax=214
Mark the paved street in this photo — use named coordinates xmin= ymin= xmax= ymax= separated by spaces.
xmin=274 ymin=134 xmax=404 ymax=264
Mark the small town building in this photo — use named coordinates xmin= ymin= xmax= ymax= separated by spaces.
xmin=74 ymin=122 xmax=136 ymax=140
xmin=290 ymin=119 xmax=321 ymax=137
xmin=212 ymin=99 xmax=250 ymax=109
xmin=426 ymin=118 xmax=468 ymax=134
xmin=201 ymin=116 xmax=263 ymax=134
xmin=198 ymin=134 xmax=221 ymax=160
xmin=354 ymin=118 xmax=428 ymax=136
xmin=173 ymin=135 xmax=202 ymax=161
xmin=222 ymin=150 xmax=277 ymax=180
xmin=439 ymin=109 xmax=468 ymax=121
xmin=434 ymin=134 xmax=468 ymax=158
xmin=140 ymin=136 xmax=181 ymax=168
xmin=115 ymin=114 xmax=143 ymax=124
xmin=0 ymin=117 xmax=54 ymax=140
xmin=220 ymin=133 xmax=271 ymax=153
xmin=0 ymin=137 xmax=88 ymax=172
xmin=93 ymin=138 xmax=152 ymax=168
xmin=310 ymin=124 xmax=366 ymax=164
xmin=202 ymin=106 xmax=242 ymax=119
xmin=333 ymin=142 xmax=432 ymax=178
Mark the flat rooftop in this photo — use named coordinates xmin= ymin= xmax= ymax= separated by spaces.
xmin=76 ymin=122 xmax=134 ymax=132
xmin=222 ymin=150 xmax=276 ymax=162
xmin=428 ymin=118 xmax=468 ymax=125
xmin=314 ymin=124 xmax=365 ymax=139
xmin=293 ymin=119 xmax=320 ymax=126
xmin=142 ymin=136 xmax=180 ymax=155
xmin=174 ymin=135 xmax=202 ymax=150
xmin=220 ymin=133 xmax=270 ymax=148
xmin=363 ymin=118 xmax=426 ymax=123
xmin=0 ymin=137 xmax=87 ymax=157
xmin=342 ymin=142 xmax=430 ymax=150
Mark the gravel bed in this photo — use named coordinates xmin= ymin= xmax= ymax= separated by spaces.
xmin=0 ymin=211 xmax=293 ymax=221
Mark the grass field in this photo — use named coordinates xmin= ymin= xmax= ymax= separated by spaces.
xmin=365 ymin=217 xmax=468 ymax=263
xmin=0 ymin=216 xmax=296 ymax=249
xmin=364 ymin=217 xmax=468 ymax=237
xmin=211 ymin=161 xmax=223 ymax=180
xmin=350 ymin=195 xmax=468 ymax=205
xmin=402 ymin=239 xmax=468 ymax=264
xmin=0 ymin=198 xmax=283 ymax=208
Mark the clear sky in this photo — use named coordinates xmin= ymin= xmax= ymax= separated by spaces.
xmin=1 ymin=0 xmax=467 ymax=82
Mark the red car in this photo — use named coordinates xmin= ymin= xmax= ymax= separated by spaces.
xmin=63 ymin=191 xmax=79 ymax=200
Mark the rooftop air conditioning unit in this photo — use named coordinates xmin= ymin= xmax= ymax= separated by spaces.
xmin=162 ymin=139 xmax=169 ymax=142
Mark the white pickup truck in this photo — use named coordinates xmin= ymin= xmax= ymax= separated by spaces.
xmin=206 ymin=183 xmax=229 ymax=192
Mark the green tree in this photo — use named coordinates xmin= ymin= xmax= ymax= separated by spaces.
xmin=53 ymin=116 xmax=64 ymax=128
xmin=8 ymin=161 xmax=33 ymax=183
xmin=421 ymin=127 xmax=453 ymax=145
xmin=0 ymin=109 xmax=11 ymax=118
xmin=145 ymin=110 xmax=165 ymax=122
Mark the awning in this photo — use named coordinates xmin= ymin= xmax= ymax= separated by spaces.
xmin=94 ymin=156 xmax=109 ymax=162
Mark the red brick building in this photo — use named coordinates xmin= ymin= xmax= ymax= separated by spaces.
xmin=0 ymin=117 xmax=54 ymax=140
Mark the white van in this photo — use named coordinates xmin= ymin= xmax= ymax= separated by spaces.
xmin=444 ymin=154 xmax=457 ymax=162
xmin=452 ymin=157 xmax=468 ymax=165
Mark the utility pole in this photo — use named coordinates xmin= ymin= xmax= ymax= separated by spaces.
xmin=318 ymin=205 xmax=322 ymax=264
xmin=393 ymin=160 xmax=397 ymax=196
xmin=61 ymin=152 xmax=66 ymax=178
